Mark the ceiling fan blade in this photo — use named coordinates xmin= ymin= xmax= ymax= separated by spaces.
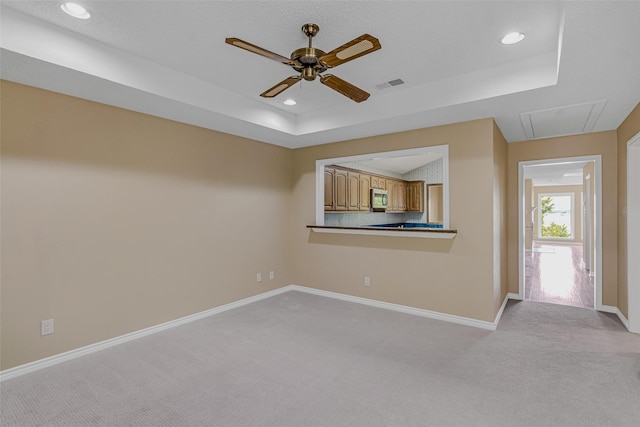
xmin=260 ymin=76 xmax=302 ymax=98
xmin=319 ymin=34 xmax=381 ymax=68
xmin=225 ymin=38 xmax=293 ymax=65
xmin=320 ymin=74 xmax=370 ymax=103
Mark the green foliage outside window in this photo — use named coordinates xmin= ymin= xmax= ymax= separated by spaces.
xmin=542 ymin=222 xmax=570 ymax=237
xmin=541 ymin=197 xmax=553 ymax=217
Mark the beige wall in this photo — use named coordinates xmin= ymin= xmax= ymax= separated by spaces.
xmin=492 ymin=121 xmax=508 ymax=315
xmin=616 ymin=103 xmax=640 ymax=318
xmin=506 ymin=131 xmax=618 ymax=305
xmin=290 ymin=118 xmax=506 ymax=323
xmin=0 ymin=81 xmax=293 ymax=370
xmin=2 ymin=78 xmax=630 ymax=372
xmin=533 ymin=185 xmax=583 ymax=243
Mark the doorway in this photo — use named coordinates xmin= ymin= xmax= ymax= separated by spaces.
xmin=518 ymin=156 xmax=602 ymax=309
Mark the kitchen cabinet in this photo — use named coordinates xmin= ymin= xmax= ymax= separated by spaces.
xmin=385 ymin=179 xmax=395 ymax=211
xmin=386 ymin=179 xmax=407 ymax=212
xmin=347 ymin=172 xmax=360 ymax=211
xmin=407 ymin=181 xmax=425 ymax=212
xmin=397 ymin=181 xmax=407 ymax=211
xmin=385 ymin=179 xmax=405 ymax=212
xmin=371 ymin=176 xmax=386 ymax=190
xmin=359 ymin=174 xmax=371 ymax=211
xmin=324 ymin=168 xmax=335 ymax=210
xmin=334 ymin=168 xmax=348 ymax=211
xmin=326 ymin=166 xmax=369 ymax=212
xmin=326 ymin=165 xmax=420 ymax=213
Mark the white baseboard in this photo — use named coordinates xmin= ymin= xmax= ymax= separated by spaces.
xmin=0 ymin=285 xmax=523 ymax=381
xmin=0 ymin=286 xmax=292 ymax=382
xmin=492 ymin=293 xmax=514 ymax=326
xmin=599 ymin=304 xmax=631 ymax=331
xmin=288 ymin=285 xmax=501 ymax=331
xmin=507 ymin=292 xmax=523 ymax=300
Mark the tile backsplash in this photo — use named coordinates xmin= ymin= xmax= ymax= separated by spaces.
xmin=324 ymin=212 xmax=424 ymax=227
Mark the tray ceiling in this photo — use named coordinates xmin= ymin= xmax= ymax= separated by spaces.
xmin=1 ymin=1 xmax=639 ymax=148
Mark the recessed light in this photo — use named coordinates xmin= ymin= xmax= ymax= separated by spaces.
xmin=501 ymin=32 xmax=525 ymax=45
xmin=60 ymin=2 xmax=91 ymax=19
xmin=283 ymin=99 xmax=296 ymax=106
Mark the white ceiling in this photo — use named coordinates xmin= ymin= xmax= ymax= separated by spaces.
xmin=339 ymin=152 xmax=444 ymax=176
xmin=1 ymin=1 xmax=639 ymax=149
xmin=524 ymin=161 xmax=588 ymax=187
xmin=356 ymin=153 xmax=443 ymax=176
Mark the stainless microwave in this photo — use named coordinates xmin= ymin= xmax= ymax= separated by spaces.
xmin=371 ymin=188 xmax=388 ymax=211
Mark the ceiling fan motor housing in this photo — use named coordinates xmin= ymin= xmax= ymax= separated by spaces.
xmin=291 ymin=47 xmax=328 ymax=80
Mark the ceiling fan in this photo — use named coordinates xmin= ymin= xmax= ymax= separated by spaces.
xmin=226 ymin=23 xmax=381 ymax=103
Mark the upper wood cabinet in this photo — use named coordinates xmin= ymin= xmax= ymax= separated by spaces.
xmin=385 ymin=179 xmax=395 ymax=211
xmin=324 ymin=168 xmax=335 ymax=210
xmin=385 ymin=179 xmax=406 ymax=212
xmin=371 ymin=176 xmax=386 ymax=190
xmin=326 ymin=167 xmax=369 ymax=212
xmin=396 ymin=181 xmax=407 ymax=212
xmin=325 ymin=166 xmax=423 ymax=213
xmin=359 ymin=174 xmax=371 ymax=211
xmin=347 ymin=172 xmax=360 ymax=211
xmin=407 ymin=181 xmax=425 ymax=212
xmin=334 ymin=168 xmax=348 ymax=211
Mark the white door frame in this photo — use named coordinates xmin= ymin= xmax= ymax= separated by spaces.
xmin=518 ymin=155 xmax=602 ymax=308
xmin=627 ymin=132 xmax=640 ymax=333
xmin=583 ymin=174 xmax=593 ymax=272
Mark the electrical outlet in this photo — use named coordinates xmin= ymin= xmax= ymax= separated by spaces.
xmin=41 ymin=319 xmax=54 ymax=336
xmin=269 ymin=271 xmax=275 ymax=280
xmin=257 ymin=273 xmax=262 ymax=282
xmin=364 ymin=276 xmax=371 ymax=287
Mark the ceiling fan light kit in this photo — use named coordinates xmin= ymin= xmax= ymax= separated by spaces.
xmin=226 ymin=23 xmax=381 ymax=102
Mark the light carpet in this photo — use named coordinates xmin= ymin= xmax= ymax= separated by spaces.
xmin=2 ymin=290 xmax=639 ymax=426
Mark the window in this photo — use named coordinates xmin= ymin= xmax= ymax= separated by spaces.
xmin=538 ymin=193 xmax=574 ymax=239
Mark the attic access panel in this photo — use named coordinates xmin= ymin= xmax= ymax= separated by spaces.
xmin=520 ymin=100 xmax=607 ymax=140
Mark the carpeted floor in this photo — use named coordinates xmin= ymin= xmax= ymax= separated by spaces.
xmin=2 ymin=291 xmax=639 ymax=426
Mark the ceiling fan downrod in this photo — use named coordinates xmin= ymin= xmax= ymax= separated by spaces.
xmin=302 ymin=23 xmax=319 ymax=46
xmin=292 ymin=23 xmax=327 ymax=81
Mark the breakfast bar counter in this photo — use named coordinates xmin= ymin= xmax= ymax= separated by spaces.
xmin=307 ymin=225 xmax=457 ymax=239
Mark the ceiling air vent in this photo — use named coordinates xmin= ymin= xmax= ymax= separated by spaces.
xmin=375 ymin=78 xmax=405 ymax=90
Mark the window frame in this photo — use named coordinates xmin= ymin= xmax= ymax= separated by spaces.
xmin=537 ymin=192 xmax=575 ymax=240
